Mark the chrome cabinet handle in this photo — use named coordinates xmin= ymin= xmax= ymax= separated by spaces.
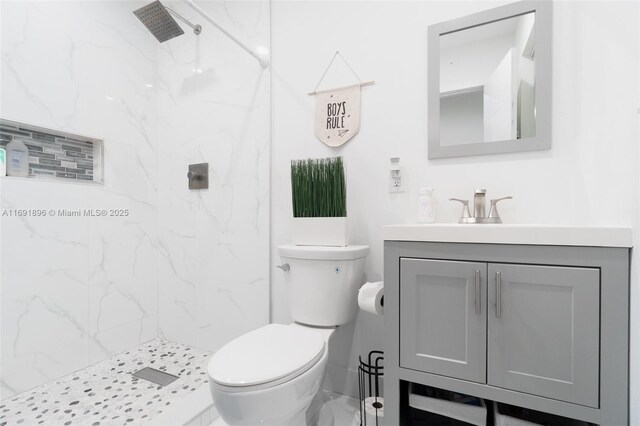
xmin=496 ymin=271 xmax=502 ymax=318
xmin=475 ymin=270 xmax=481 ymax=315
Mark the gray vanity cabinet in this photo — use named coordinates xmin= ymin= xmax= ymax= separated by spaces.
xmin=486 ymin=264 xmax=600 ymax=408
xmin=400 ymin=260 xmax=600 ymax=407
xmin=400 ymin=259 xmax=487 ymax=384
xmin=385 ymin=241 xmax=630 ymax=426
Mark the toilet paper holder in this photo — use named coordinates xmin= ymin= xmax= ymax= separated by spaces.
xmin=358 ymin=350 xmax=384 ymax=426
xmin=358 ymin=281 xmax=384 ymax=316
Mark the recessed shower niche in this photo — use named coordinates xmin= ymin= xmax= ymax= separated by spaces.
xmin=0 ymin=118 xmax=104 ymax=184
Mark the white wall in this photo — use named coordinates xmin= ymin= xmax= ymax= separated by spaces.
xmin=440 ymin=32 xmax=514 ymax=91
xmin=155 ymin=0 xmax=270 ymax=353
xmin=0 ymin=1 xmax=159 ymax=398
xmin=271 ymin=4 xmax=640 ymax=422
xmin=483 ymin=49 xmax=512 ymax=141
xmin=440 ymin=89 xmax=484 ymax=145
xmin=634 ymin=3 xmax=640 ymax=424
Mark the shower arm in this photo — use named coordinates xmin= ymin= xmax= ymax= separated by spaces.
xmin=165 ymin=5 xmax=202 ymax=35
xmin=182 ymin=0 xmax=270 ymax=69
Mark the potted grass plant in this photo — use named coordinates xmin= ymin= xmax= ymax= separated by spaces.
xmin=290 ymin=156 xmax=347 ymax=246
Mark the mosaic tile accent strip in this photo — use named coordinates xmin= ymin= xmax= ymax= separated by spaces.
xmin=0 ymin=119 xmax=98 ymax=182
xmin=0 ymin=339 xmax=211 ymax=426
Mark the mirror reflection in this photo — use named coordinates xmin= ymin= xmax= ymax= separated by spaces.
xmin=439 ymin=12 xmax=536 ymax=146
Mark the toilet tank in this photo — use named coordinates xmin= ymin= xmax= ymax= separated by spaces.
xmin=277 ymin=245 xmax=369 ymax=327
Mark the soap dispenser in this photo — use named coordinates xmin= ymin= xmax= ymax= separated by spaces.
xmin=6 ymin=139 xmax=29 ymax=177
xmin=417 ymin=187 xmax=436 ymax=223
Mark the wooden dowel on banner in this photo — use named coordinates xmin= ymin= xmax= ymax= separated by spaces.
xmin=307 ymin=80 xmax=375 ymax=96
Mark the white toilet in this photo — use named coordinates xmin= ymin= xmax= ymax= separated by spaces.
xmin=207 ymin=244 xmax=369 ymax=426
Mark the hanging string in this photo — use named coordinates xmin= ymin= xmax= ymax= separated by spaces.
xmin=313 ymin=51 xmax=364 ymax=93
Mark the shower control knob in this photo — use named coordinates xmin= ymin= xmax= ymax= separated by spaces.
xmin=188 ymin=163 xmax=209 ymax=190
xmin=187 ymin=172 xmax=204 ymax=181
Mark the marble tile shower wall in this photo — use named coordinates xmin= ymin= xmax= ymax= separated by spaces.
xmin=156 ymin=0 xmax=270 ymax=352
xmin=0 ymin=2 xmax=159 ymax=399
xmin=0 ymin=0 xmax=271 ymax=401
xmin=0 ymin=121 xmax=96 ymax=181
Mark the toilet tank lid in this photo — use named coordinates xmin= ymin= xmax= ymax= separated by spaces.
xmin=278 ymin=244 xmax=369 ymax=260
xmin=208 ymin=324 xmax=325 ymax=387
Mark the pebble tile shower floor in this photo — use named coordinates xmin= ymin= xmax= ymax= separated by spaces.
xmin=0 ymin=339 xmax=211 ymax=426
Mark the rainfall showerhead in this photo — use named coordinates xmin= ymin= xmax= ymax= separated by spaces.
xmin=134 ymin=0 xmax=269 ymax=68
xmin=134 ymin=0 xmax=201 ymax=43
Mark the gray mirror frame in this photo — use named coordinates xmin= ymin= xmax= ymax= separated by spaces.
xmin=428 ymin=1 xmax=552 ymax=159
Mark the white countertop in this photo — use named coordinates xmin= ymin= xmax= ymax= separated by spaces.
xmin=383 ymin=224 xmax=633 ymax=248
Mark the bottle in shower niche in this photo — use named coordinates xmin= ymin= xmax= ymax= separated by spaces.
xmin=6 ymin=139 xmax=29 ymax=177
xmin=0 ymin=147 xmax=6 ymax=177
xmin=417 ymin=187 xmax=436 ymax=223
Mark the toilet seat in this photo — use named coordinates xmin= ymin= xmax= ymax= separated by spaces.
xmin=208 ymin=324 xmax=325 ymax=392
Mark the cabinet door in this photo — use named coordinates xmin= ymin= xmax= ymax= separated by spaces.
xmin=487 ymin=264 xmax=600 ymax=408
xmin=400 ymin=259 xmax=487 ymax=383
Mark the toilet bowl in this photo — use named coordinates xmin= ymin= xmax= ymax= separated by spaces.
xmin=208 ymin=323 xmax=334 ymax=426
xmin=207 ymin=244 xmax=369 ymax=426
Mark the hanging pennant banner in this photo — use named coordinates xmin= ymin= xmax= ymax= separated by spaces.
xmin=314 ymin=84 xmax=361 ymax=147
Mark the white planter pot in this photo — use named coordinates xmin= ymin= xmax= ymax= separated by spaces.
xmin=291 ymin=217 xmax=348 ymax=247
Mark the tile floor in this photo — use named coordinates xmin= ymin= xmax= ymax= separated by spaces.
xmin=324 ymin=392 xmax=361 ymax=426
xmin=0 ymin=339 xmax=211 ymax=426
xmin=209 ymin=391 xmax=361 ymax=426
xmin=0 ymin=338 xmax=363 ymax=426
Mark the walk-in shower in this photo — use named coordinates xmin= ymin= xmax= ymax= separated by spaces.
xmin=0 ymin=0 xmax=271 ymax=422
xmin=133 ymin=0 xmax=269 ymax=68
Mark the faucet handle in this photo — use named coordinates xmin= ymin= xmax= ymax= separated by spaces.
xmin=449 ymin=198 xmax=472 ymax=223
xmin=488 ymin=196 xmax=513 ymax=222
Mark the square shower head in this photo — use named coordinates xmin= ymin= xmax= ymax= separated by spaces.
xmin=134 ymin=0 xmax=184 ymax=43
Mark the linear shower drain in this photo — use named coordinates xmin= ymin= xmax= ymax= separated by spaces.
xmin=132 ymin=367 xmax=179 ymax=386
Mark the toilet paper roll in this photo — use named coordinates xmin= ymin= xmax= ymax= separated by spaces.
xmin=358 ymin=281 xmax=384 ymax=316
xmin=361 ymin=397 xmax=384 ymax=425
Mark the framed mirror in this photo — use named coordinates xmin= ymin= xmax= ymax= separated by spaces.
xmin=428 ymin=1 xmax=551 ymax=159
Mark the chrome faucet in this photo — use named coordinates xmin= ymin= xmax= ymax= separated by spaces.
xmin=473 ymin=189 xmax=486 ymax=219
xmin=450 ymin=189 xmax=512 ymax=224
